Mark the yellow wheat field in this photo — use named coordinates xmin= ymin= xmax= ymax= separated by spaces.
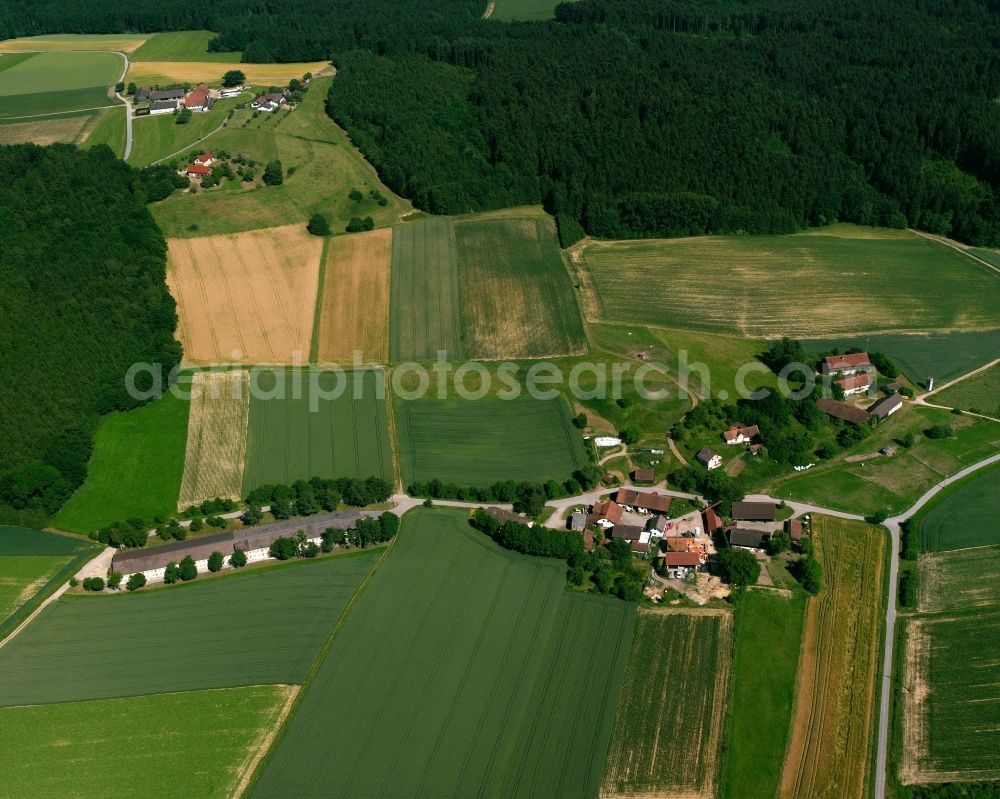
xmin=0 ymin=34 xmax=149 ymax=53
xmin=167 ymin=224 xmax=323 ymax=365
xmin=126 ymin=61 xmax=328 ymax=88
xmin=177 ymin=370 xmax=251 ymax=510
xmin=316 ymin=228 xmax=392 ymax=364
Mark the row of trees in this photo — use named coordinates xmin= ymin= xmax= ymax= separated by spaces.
xmin=270 ymin=513 xmax=399 ymax=559
xmin=243 ymin=475 xmax=393 ymax=524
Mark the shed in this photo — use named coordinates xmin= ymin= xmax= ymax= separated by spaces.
xmin=731 ymin=501 xmax=776 ymax=522
xmin=728 ymin=527 xmax=770 ymax=551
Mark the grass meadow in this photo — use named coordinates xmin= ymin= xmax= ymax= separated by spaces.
xmin=395 ymin=395 xmax=589 ymax=487
xmin=720 ymin=589 xmax=806 ymax=799
xmin=580 ymin=224 xmax=1000 ymax=338
xmin=801 ymin=329 xmax=1000 ymax=386
xmin=772 ymin=406 xmax=1000 ymax=516
xmin=54 ymin=392 xmax=189 ymax=533
xmin=0 ymin=527 xmax=95 ymax=640
xmin=242 ymin=369 xmax=393 ymax=492
xmin=915 ymin=464 xmax=1000 ymax=551
xmin=130 ymin=30 xmax=239 ymax=62
xmin=0 ymin=551 xmax=379 ymax=706
xmin=249 ymin=509 xmax=634 ymax=799
xmin=390 ymin=218 xmax=464 ymax=361
xmin=931 ymin=362 xmax=1000 ymax=417
xmin=0 ymin=51 xmax=121 ymax=119
xmin=490 ymin=0 xmax=562 ymax=20
xmin=81 ymin=106 xmax=126 ymax=156
xmin=902 ymin=610 xmax=1000 ymax=783
xmin=455 ymin=215 xmax=586 ymax=359
xmin=602 ymin=609 xmax=734 ymax=798
xmin=918 ymin=545 xmax=1000 ymax=613
xmin=779 ymin=517 xmax=885 ymax=799
xmin=0 ymin=685 xmax=293 ymax=798
xmin=151 ymin=77 xmax=411 ymax=237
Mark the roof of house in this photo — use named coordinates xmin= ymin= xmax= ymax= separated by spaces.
xmin=816 ymin=398 xmax=871 ymax=425
xmin=588 ymin=499 xmax=623 ymax=525
xmin=824 ymin=352 xmax=871 ymax=370
xmin=256 ymin=92 xmax=285 ymax=103
xmin=631 ymin=541 xmax=650 ymax=553
xmin=723 ymin=424 xmax=760 ymax=443
xmin=731 ymin=501 xmax=776 ymax=522
xmin=487 ymin=507 xmax=531 ymax=526
xmin=185 ymin=83 xmax=209 ymax=107
xmin=868 ymin=392 xmax=903 ymax=419
xmin=647 ymin=514 xmax=668 ymax=532
xmin=785 ymin=517 xmax=804 ymax=540
xmin=748 ymin=443 xmax=763 ymax=455
xmin=151 ymin=88 xmax=184 ymax=100
xmin=728 ymin=527 xmax=770 ymax=549
xmin=611 ymin=524 xmax=645 ymax=541
xmin=186 ymin=163 xmax=211 ymax=175
xmin=570 ymin=510 xmax=587 ymax=530
xmin=664 ymin=551 xmax=702 ymax=567
xmin=664 ymin=537 xmax=692 ymax=552
xmin=111 ymin=532 xmax=234 ymax=574
xmin=703 ymin=506 xmax=722 ymax=533
xmin=633 ymin=468 xmax=655 ymax=483
xmin=615 ymin=488 xmax=671 ymax=513
xmin=149 ymin=100 xmax=178 ymax=111
xmin=196 ymin=151 xmax=214 ymax=161
xmin=696 ymin=447 xmax=720 ymax=464
xmin=836 ymin=373 xmax=873 ymax=391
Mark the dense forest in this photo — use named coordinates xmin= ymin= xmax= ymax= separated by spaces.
xmin=0 ymin=145 xmax=180 ymax=525
xmin=5 ymin=0 xmax=1000 ymax=243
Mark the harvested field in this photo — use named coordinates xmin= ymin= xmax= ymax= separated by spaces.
xmin=242 ymin=368 xmax=393 ymax=491
xmin=249 ymin=509 xmax=634 ymax=799
xmin=0 ymin=685 xmax=294 ymax=799
xmin=0 ymin=34 xmax=149 ymax=52
xmin=167 ymin=224 xmax=323 ymax=365
xmin=918 ymin=545 xmax=1000 ymax=613
xmin=455 ymin=216 xmax=586 ymax=359
xmin=0 ymin=112 xmax=95 ymax=145
xmin=916 ymin=464 xmax=1000 ymax=551
xmin=390 ymin=217 xmax=463 ymax=361
xmin=580 ymin=224 xmax=1000 ymax=338
xmin=177 ymin=370 xmax=251 ymax=510
xmin=395 ymin=395 xmax=589 ymax=487
xmin=316 ymin=228 xmax=392 ymax=364
xmin=0 ymin=551 xmax=379 ymax=706
xmin=902 ymin=611 xmax=1000 ymax=783
xmin=779 ymin=516 xmax=885 ymax=799
xmin=602 ymin=608 xmax=734 ymax=799
xmin=126 ymin=60 xmax=328 ymax=88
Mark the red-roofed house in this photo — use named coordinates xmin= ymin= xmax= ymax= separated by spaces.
xmin=587 ymin=499 xmax=623 ymax=529
xmin=836 ymin=372 xmax=873 ymax=397
xmin=722 ymin=424 xmax=760 ymax=445
xmin=703 ymin=506 xmax=722 ymax=534
xmin=821 ymin=352 xmax=872 ymax=375
xmin=184 ymin=83 xmax=211 ymax=112
xmin=186 ymin=163 xmax=211 ymax=178
xmin=194 ymin=152 xmax=215 ymax=166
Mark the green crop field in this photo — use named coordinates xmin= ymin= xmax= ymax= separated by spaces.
xmin=128 ymin=95 xmax=242 ymax=166
xmin=931 ymin=362 xmax=1000 ymax=417
xmin=130 ymin=31 xmax=240 ymax=62
xmin=0 ymin=527 xmax=95 ymax=639
xmin=395 ymin=395 xmax=589 ymax=487
xmin=919 ymin=545 xmax=1000 ymax=613
xmin=54 ymin=391 xmax=189 ymax=534
xmin=603 ymin=609 xmax=734 ymax=798
xmin=916 ymin=464 xmax=1000 ymax=551
xmin=903 ymin=610 xmax=1000 ymax=783
xmin=455 ymin=215 xmax=586 ymax=359
xmin=390 ymin=218 xmax=463 ymax=361
xmin=0 ymin=51 xmax=122 ymax=119
xmin=250 ymin=509 xmax=634 ymax=799
xmin=581 ymin=224 xmax=1000 ymax=338
xmin=242 ymin=369 xmax=392 ymax=493
xmin=720 ymin=589 xmax=807 ymax=799
xmin=0 ymin=685 xmax=291 ymax=798
xmin=773 ymin=406 xmax=1000 ymax=516
xmin=82 ymin=106 xmax=126 ymax=156
xmin=490 ymin=0 xmax=562 ymax=21
xmin=0 ymin=550 xmax=379 ymax=706
xmin=151 ymin=77 xmax=411 ymax=237
xmin=801 ymin=329 xmax=1000 ymax=386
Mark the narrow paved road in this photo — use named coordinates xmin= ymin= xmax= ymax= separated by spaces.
xmin=112 ymin=51 xmax=133 ymax=160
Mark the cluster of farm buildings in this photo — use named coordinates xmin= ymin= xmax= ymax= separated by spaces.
xmin=136 ymin=84 xmax=289 ymax=116
xmin=111 ymin=510 xmax=379 ymax=584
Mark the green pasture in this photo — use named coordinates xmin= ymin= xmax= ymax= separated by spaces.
xmin=916 ymin=463 xmax=1000 ymax=552
xmin=0 ymin=51 xmax=122 ymax=119
xmin=490 ymin=0 xmax=563 ymax=20
xmin=82 ymin=106 xmax=126 ymax=156
xmin=918 ymin=545 xmax=1000 ymax=613
xmin=250 ymin=509 xmax=633 ymax=799
xmin=54 ymin=391 xmax=189 ymax=534
xmin=0 ymin=550 xmax=378 ymax=706
xmin=0 ymin=685 xmax=289 ymax=798
xmin=931 ymin=362 xmax=1000 ymax=417
xmin=242 ymin=369 xmax=393 ymax=493
xmin=395 ymin=394 xmax=589 ymax=487
xmin=130 ymin=31 xmax=239 ymax=62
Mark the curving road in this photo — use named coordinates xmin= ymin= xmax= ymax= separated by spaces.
xmin=112 ymin=51 xmax=133 ymax=160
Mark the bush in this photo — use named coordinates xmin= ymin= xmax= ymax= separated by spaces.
xmin=83 ymin=576 xmax=105 ymax=592
xmin=107 ymin=571 xmax=123 ymax=590
xmin=900 ymin=519 xmax=918 ymax=560
xmin=207 ymin=551 xmax=225 ymax=572
xmin=178 ymin=555 xmax=197 ymax=581
xmin=767 ymin=530 xmax=791 ymax=555
xmin=164 ymin=562 xmax=180 ymax=584
xmin=791 ymin=556 xmax=823 ymax=594
xmin=262 ymin=160 xmax=284 ymax=185
xmin=229 ymin=548 xmax=248 ymax=568
xmin=346 ymin=216 xmax=374 ymax=233
xmin=925 ymin=424 xmax=952 ymax=439
xmin=222 ymin=69 xmax=245 ymax=87
xmin=898 ymin=569 xmax=918 ymax=608
xmin=68 ymin=577 xmax=78 ymax=588
xmin=572 ymin=412 xmax=587 ymax=429
xmin=205 ymin=515 xmax=227 ymax=529
xmin=269 ymin=536 xmax=298 ymax=560
xmin=126 ymin=572 xmax=146 ymax=591
xmin=348 ymin=187 xmax=363 ymax=202
xmin=307 ymin=213 xmax=331 ymax=236
xmin=189 ymin=517 xmax=203 ymax=533
xmin=715 ymin=548 xmax=760 ymax=590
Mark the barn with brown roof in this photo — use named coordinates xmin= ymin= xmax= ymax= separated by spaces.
xmin=816 ymin=398 xmax=871 ymax=425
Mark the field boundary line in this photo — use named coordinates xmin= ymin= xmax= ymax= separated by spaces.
xmin=0 ymin=104 xmax=119 ymax=121
xmin=236 ymin=535 xmax=398 ymax=796
xmin=910 ymin=228 xmax=1000 ymax=278
xmin=230 ymin=684 xmax=300 ymax=798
